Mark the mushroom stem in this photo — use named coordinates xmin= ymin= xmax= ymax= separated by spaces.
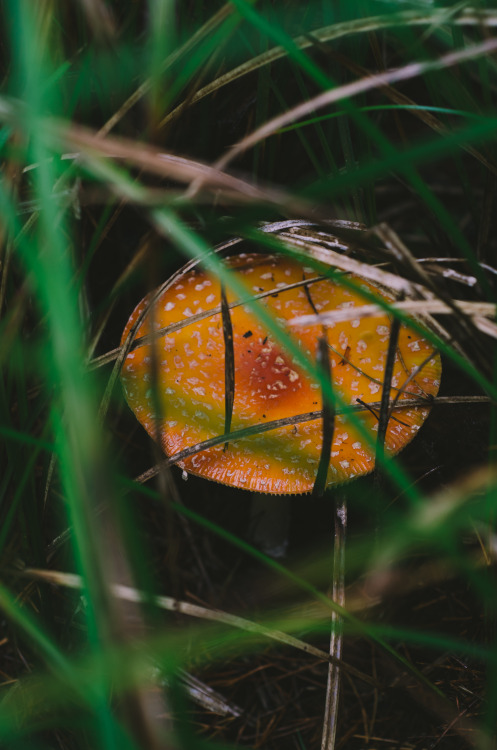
xmin=248 ymin=493 xmax=291 ymax=559
xmin=321 ymin=493 xmax=347 ymax=750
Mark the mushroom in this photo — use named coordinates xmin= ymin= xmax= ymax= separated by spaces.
xmin=120 ymin=253 xmax=441 ymax=494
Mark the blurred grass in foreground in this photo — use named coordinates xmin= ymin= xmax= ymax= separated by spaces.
xmin=1 ymin=1 xmax=497 ymax=748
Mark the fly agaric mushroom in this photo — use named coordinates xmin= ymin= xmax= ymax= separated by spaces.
xmin=120 ymin=253 xmax=441 ymax=494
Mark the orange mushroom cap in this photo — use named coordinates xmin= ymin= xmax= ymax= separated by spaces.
xmin=120 ymin=253 xmax=441 ymax=494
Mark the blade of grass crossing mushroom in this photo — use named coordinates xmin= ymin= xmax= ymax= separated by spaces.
xmin=220 ymin=283 xmax=235 ymax=449
xmin=375 ymin=294 xmax=403 ymax=488
xmin=321 ymin=496 xmax=347 ymax=750
xmin=372 ymin=304 xmax=403 ymax=601
xmin=389 ymin=349 xmax=439 ymax=414
xmin=310 ymin=328 xmax=344 ymax=749
xmin=148 ymin=296 xmax=165 ymax=454
xmin=143 ymin=281 xmax=212 ymax=595
xmin=312 ymin=335 xmax=334 ymax=498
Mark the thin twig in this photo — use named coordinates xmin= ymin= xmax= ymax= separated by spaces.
xmin=375 ymin=292 xmax=403 ymax=488
xmin=321 ymin=496 xmax=347 ymax=750
xmin=132 ymin=395 xmax=489 ymax=486
xmin=312 ymin=336 xmax=334 ymax=498
xmin=291 ymin=298 xmax=497 ymax=328
xmin=220 ymin=283 xmax=235 ymax=448
xmin=19 ymin=567 xmax=376 ymax=686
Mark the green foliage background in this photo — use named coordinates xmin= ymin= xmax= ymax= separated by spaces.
xmin=1 ymin=1 xmax=496 ymax=748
